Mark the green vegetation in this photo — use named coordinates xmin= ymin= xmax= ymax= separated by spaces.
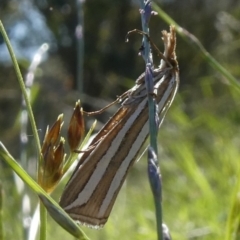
xmin=1 ymin=1 xmax=240 ymax=239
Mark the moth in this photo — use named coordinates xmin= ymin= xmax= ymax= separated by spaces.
xmin=60 ymin=26 xmax=179 ymax=228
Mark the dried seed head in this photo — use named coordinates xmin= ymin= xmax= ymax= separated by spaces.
xmin=54 ymin=138 xmax=65 ymax=170
xmin=40 ymin=115 xmax=65 ymax=193
xmin=39 ymin=138 xmax=66 ymax=193
xmin=67 ymin=100 xmax=85 ymax=152
xmin=41 ymin=114 xmax=64 ymax=155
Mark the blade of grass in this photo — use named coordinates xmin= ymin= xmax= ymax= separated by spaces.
xmin=170 ymin=142 xmax=214 ymax=199
xmin=0 ymin=21 xmax=42 ymax=162
xmin=0 ymin=142 xmax=90 ymax=240
xmin=0 ymin=20 xmax=47 ymax=240
xmin=152 ymin=2 xmax=240 ymax=92
xmin=225 ymin=170 xmax=240 ymax=240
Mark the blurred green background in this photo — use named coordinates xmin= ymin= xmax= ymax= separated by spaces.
xmin=1 ymin=0 xmax=240 ymax=239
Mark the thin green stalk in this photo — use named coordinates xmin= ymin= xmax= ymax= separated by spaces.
xmin=225 ymin=167 xmax=240 ymax=240
xmin=139 ymin=1 xmax=159 ymax=172
xmin=40 ymin=203 xmax=47 ymax=240
xmin=0 ymin=20 xmax=44 ymax=240
xmin=140 ymin=0 xmax=158 ymax=152
xmin=0 ymin=21 xmax=42 ymax=165
xmin=152 ymin=3 xmax=240 ymax=92
xmin=154 ymin=196 xmax=162 ymax=240
xmin=139 ymin=1 xmax=162 ymax=239
xmin=148 ymin=148 xmax=163 ymax=240
xmin=0 ymin=142 xmax=89 ymax=240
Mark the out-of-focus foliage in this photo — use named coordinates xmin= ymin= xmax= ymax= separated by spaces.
xmin=1 ymin=0 xmax=240 ymax=239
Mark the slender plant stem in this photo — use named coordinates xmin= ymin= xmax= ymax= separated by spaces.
xmin=154 ymin=188 xmax=162 ymax=240
xmin=0 ymin=20 xmax=91 ymax=240
xmin=139 ymin=1 xmax=158 ymax=166
xmin=225 ymin=168 xmax=240 ymax=240
xmin=39 ymin=203 xmax=47 ymax=240
xmin=0 ymin=21 xmax=42 ymax=162
xmin=139 ymin=1 xmax=162 ymax=239
xmin=0 ymin=20 xmax=45 ymax=239
xmin=152 ymin=2 xmax=240 ymax=92
xmin=0 ymin=142 xmax=89 ymax=240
